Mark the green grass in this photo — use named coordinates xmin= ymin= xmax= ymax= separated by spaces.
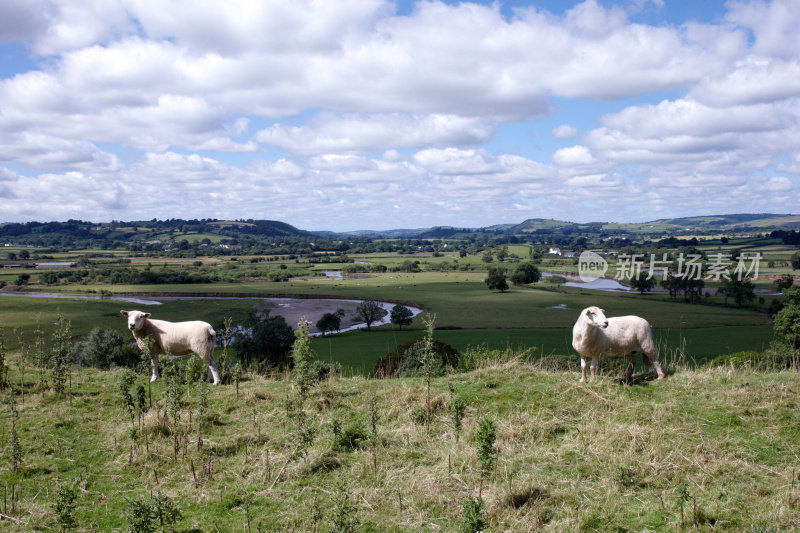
xmin=314 ymin=325 xmax=776 ymax=374
xmin=0 ymin=359 xmax=797 ymax=531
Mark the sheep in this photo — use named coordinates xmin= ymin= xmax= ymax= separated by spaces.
xmin=121 ymin=310 xmax=221 ymax=385
xmin=572 ymin=306 xmax=665 ymax=383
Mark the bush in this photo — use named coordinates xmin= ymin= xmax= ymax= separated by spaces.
xmin=333 ymin=417 xmax=368 ymax=451
xmin=706 ymin=341 xmax=798 ymax=371
xmin=372 ymin=337 xmax=459 ymax=378
xmin=72 ymin=327 xmax=140 ymax=369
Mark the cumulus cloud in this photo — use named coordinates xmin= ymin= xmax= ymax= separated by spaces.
xmin=552 ymin=125 xmax=578 ymax=139
xmin=0 ymin=0 xmax=799 ymax=228
xmin=257 ymin=112 xmax=494 ymax=154
xmin=552 ymin=145 xmax=595 ymax=166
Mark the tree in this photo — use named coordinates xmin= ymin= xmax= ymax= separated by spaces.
xmin=510 ymin=262 xmax=541 ymax=286
xmin=774 ymin=287 xmax=800 ymax=349
xmin=316 ymin=312 xmax=341 ymax=336
xmin=630 ymin=272 xmax=656 ymax=295
xmin=774 ymin=274 xmax=794 ymax=292
xmin=233 ymin=315 xmax=294 ymax=369
xmin=390 ymin=304 xmax=413 ymax=330
xmin=355 ymin=300 xmax=384 ymax=331
xmin=792 ymin=252 xmax=800 ymax=270
xmin=484 ymin=267 xmax=508 ymax=293
xmin=722 ymin=278 xmax=755 ymax=307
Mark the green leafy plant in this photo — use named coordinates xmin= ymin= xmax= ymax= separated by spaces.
xmin=291 ymin=317 xmax=316 ymax=400
xmin=51 ymin=312 xmax=72 ymax=396
xmin=475 ymin=417 xmax=497 ymax=488
xmin=458 ymin=495 xmax=487 ymax=533
xmin=53 ymin=479 xmax=78 ymax=532
xmin=328 ymin=482 xmax=360 ymax=533
xmin=450 ymin=394 xmax=467 ymax=444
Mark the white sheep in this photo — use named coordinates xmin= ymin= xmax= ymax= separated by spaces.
xmin=571 ymin=306 xmax=665 ymax=383
xmin=121 ymin=310 xmax=221 ymax=385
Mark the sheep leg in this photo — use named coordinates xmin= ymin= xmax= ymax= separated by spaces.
xmin=590 ymin=357 xmax=598 ymax=380
xmin=652 ymin=359 xmax=665 ymax=379
xmin=625 ymin=355 xmax=635 ymax=384
xmin=205 ymin=356 xmax=221 ymax=386
xmin=150 ymin=356 xmax=160 ymax=382
xmin=580 ymin=357 xmax=588 ymax=382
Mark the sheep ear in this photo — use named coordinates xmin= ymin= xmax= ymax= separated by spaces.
xmin=144 ymin=313 xmax=151 ymax=318
xmin=121 ymin=311 xmax=128 ymax=317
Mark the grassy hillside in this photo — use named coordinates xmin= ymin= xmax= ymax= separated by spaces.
xmin=0 ymin=357 xmax=797 ymax=531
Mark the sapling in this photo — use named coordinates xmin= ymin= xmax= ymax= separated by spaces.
xmin=163 ymin=359 xmax=186 ymax=426
xmin=31 ymin=314 xmax=49 ymax=391
xmin=126 ymin=496 xmax=157 ymax=533
xmin=328 ymin=482 xmax=360 ymax=533
xmin=151 ymin=490 xmax=182 ymax=533
xmin=118 ymin=369 xmax=137 ymax=424
xmin=291 ymin=317 xmax=316 ymax=400
xmin=475 ymin=416 xmax=497 ymax=496
xmin=0 ymin=327 xmax=7 ymax=390
xmin=419 ymin=313 xmax=439 ymax=434
xmin=676 ymin=480 xmax=690 ymax=528
xmin=6 ymin=392 xmax=22 ymax=473
xmin=368 ymin=394 xmax=379 ymax=471
xmin=458 ymin=495 xmax=487 ymax=533
xmin=53 ymin=479 xmax=78 ymax=532
xmin=51 ymin=312 xmax=72 ymax=397
xmin=450 ymin=394 xmax=467 ymax=444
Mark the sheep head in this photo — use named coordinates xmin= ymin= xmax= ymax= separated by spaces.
xmin=121 ymin=310 xmax=150 ymax=332
xmin=584 ymin=306 xmax=609 ymax=328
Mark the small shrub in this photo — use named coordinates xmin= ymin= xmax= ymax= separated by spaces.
xmin=450 ymin=394 xmax=466 ymax=443
xmin=373 ymin=337 xmax=459 ymax=378
xmin=53 ymin=480 xmax=78 ymax=531
xmin=475 ymin=417 xmax=497 ymax=482
xmin=614 ymin=464 xmax=644 ymax=488
xmin=72 ymin=328 xmax=131 ymax=369
xmin=459 ymin=496 xmax=487 ymax=533
xmin=410 ymin=405 xmax=427 ymax=426
xmin=328 ymin=482 xmax=360 ymax=533
xmin=126 ymin=497 xmax=157 ymax=533
xmin=333 ymin=415 xmax=368 ymax=451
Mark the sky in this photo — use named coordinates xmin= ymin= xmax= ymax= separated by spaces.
xmin=0 ymin=0 xmax=799 ymax=231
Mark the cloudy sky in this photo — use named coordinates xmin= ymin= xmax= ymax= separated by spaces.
xmin=1 ymin=0 xmax=799 ymax=231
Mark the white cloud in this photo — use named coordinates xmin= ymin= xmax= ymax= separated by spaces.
xmin=552 ymin=125 xmax=578 ymax=139
xmin=256 ymin=112 xmax=494 ymax=154
xmin=1 ymin=0 xmax=799 ymax=228
xmin=552 ymin=145 xmax=595 ymax=166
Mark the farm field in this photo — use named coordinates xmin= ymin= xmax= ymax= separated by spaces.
xmin=313 ymin=324 xmax=777 ymax=375
xmin=0 ymin=266 xmax=776 ymax=370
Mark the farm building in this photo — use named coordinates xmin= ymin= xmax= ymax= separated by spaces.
xmin=35 ymin=262 xmax=78 ymax=269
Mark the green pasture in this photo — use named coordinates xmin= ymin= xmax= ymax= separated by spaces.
xmin=313 ymin=324 xmax=776 ymax=374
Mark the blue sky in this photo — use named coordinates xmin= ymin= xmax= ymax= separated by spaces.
xmin=0 ymin=0 xmax=798 ymax=231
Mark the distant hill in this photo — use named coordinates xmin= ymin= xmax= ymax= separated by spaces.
xmin=2 ymin=214 xmax=798 ymax=244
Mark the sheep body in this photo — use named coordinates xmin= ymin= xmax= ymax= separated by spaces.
xmin=572 ymin=306 xmax=665 ymax=383
xmin=121 ymin=310 xmax=221 ymax=385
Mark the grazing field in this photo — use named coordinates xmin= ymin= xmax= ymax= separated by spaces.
xmin=312 ymin=324 xmax=777 ymax=375
xmin=0 ymin=359 xmax=797 ymax=531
